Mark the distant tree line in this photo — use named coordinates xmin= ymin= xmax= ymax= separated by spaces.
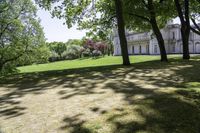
xmin=47 ymin=39 xmax=113 ymax=62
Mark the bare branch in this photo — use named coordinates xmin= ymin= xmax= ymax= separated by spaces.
xmin=191 ymin=18 xmax=200 ymax=31
xmin=127 ymin=12 xmax=150 ymax=22
xmin=190 ymin=26 xmax=200 ymax=35
xmin=174 ymin=0 xmax=185 ymax=24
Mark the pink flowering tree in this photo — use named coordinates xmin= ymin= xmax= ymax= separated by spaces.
xmin=84 ymin=39 xmax=96 ymax=52
xmin=84 ymin=39 xmax=108 ymax=57
xmin=95 ymin=42 xmax=107 ymax=56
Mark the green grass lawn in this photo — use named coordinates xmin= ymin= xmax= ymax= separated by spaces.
xmin=1 ymin=55 xmax=200 ymax=133
xmin=18 ymin=55 xmax=177 ymax=73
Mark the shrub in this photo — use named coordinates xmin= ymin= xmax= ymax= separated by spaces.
xmin=63 ymin=45 xmax=84 ymax=60
xmin=92 ymin=50 xmax=102 ymax=57
xmin=48 ymin=51 xmax=59 ymax=62
xmin=82 ymin=48 xmax=91 ymax=57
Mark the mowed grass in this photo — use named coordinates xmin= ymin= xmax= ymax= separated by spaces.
xmin=1 ymin=55 xmax=200 ymax=133
xmin=18 ymin=55 xmax=176 ymax=73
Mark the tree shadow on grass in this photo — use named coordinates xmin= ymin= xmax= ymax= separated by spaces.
xmin=0 ymin=56 xmax=200 ymax=132
xmin=104 ymin=81 xmax=200 ymax=133
xmin=60 ymin=114 xmax=93 ymax=133
xmin=58 ymin=57 xmax=200 ymax=133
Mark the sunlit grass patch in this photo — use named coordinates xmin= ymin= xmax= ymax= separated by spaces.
xmin=17 ymin=55 xmax=181 ymax=73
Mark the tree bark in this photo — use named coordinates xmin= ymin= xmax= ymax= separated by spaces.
xmin=181 ymin=24 xmax=190 ymax=59
xmin=0 ymin=62 xmax=4 ymax=72
xmin=150 ymin=18 xmax=168 ymax=61
xmin=114 ymin=0 xmax=130 ymax=65
xmin=174 ymin=0 xmax=190 ymax=59
xmin=147 ymin=0 xmax=168 ymax=62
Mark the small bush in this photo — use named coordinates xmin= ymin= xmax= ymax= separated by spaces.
xmin=92 ymin=50 xmax=102 ymax=57
xmin=82 ymin=48 xmax=91 ymax=57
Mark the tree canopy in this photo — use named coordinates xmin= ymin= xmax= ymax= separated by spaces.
xmin=0 ymin=0 xmax=49 ymax=74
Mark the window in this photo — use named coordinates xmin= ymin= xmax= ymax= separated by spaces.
xmin=172 ymin=44 xmax=175 ymax=52
xmin=173 ymin=32 xmax=175 ymax=39
xmin=139 ymin=45 xmax=142 ymax=54
xmin=146 ymin=45 xmax=149 ymax=54
xmin=154 ymin=45 xmax=158 ymax=53
xmin=132 ymin=46 xmax=134 ymax=54
xmin=189 ymin=32 xmax=193 ymax=40
xmin=195 ymin=42 xmax=200 ymax=53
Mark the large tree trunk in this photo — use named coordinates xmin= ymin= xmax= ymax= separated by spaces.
xmin=181 ymin=24 xmax=190 ymax=59
xmin=0 ymin=62 xmax=4 ymax=72
xmin=174 ymin=0 xmax=190 ymax=60
xmin=150 ymin=18 xmax=168 ymax=62
xmin=114 ymin=0 xmax=130 ymax=65
xmin=147 ymin=0 xmax=168 ymax=62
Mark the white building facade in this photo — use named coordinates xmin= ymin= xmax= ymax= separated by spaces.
xmin=113 ymin=24 xmax=200 ymax=55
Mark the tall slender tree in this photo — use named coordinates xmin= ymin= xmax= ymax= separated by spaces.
xmin=124 ymin=0 xmax=172 ymax=62
xmin=174 ymin=0 xmax=190 ymax=59
xmin=114 ymin=0 xmax=130 ymax=65
xmin=147 ymin=0 xmax=168 ymax=62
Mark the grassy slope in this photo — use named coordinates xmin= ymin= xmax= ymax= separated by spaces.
xmin=18 ymin=55 xmax=170 ymax=73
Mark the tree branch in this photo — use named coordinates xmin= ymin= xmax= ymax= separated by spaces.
xmin=2 ymin=43 xmax=30 ymax=65
xmin=174 ymin=0 xmax=185 ymax=24
xmin=184 ymin=0 xmax=190 ymax=25
xmin=191 ymin=18 xmax=200 ymax=31
xmin=128 ymin=12 xmax=150 ymax=22
xmin=190 ymin=26 xmax=200 ymax=35
xmin=141 ymin=0 xmax=148 ymax=8
xmin=0 ymin=5 xmax=25 ymax=39
xmin=159 ymin=0 xmax=165 ymax=3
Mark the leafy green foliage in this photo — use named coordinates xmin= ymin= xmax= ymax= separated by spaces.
xmin=64 ymin=44 xmax=84 ymax=59
xmin=47 ymin=40 xmax=84 ymax=61
xmin=123 ymin=0 xmax=176 ymax=32
xmin=0 ymin=0 xmax=49 ymax=74
xmin=48 ymin=42 xmax=67 ymax=58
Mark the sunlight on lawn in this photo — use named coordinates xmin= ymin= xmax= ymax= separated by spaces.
xmin=17 ymin=55 xmax=180 ymax=73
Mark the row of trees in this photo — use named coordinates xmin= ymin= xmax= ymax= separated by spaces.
xmin=36 ymin=0 xmax=200 ymax=65
xmin=47 ymin=39 xmax=113 ymax=62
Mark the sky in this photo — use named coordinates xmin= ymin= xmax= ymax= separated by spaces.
xmin=37 ymin=8 xmax=87 ymax=42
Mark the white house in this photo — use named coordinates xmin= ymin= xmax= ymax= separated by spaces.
xmin=113 ymin=23 xmax=200 ymax=55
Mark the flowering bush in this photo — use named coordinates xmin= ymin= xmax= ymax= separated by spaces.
xmin=84 ymin=39 xmax=107 ymax=56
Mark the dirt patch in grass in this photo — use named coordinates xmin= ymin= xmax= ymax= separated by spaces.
xmin=0 ymin=58 xmax=200 ymax=133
